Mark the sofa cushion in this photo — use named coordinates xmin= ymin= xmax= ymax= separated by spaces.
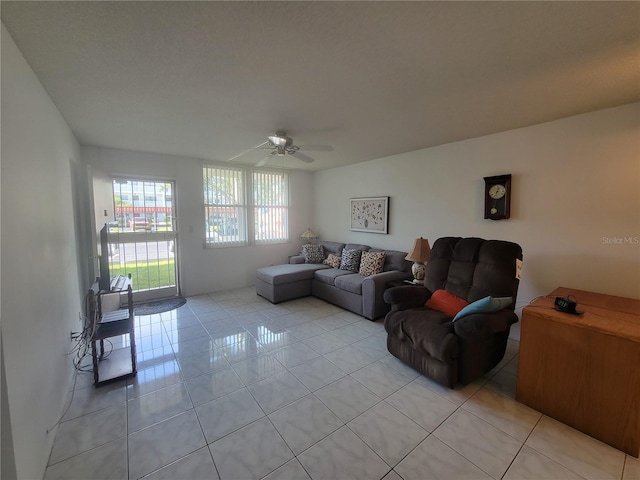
xmin=385 ymin=308 xmax=458 ymax=363
xmin=359 ymin=251 xmax=386 ymax=276
xmin=302 ymin=244 xmax=324 ymax=263
xmin=370 ymin=248 xmax=410 ymax=272
xmin=319 ymin=241 xmax=345 ymax=258
xmin=335 ymin=274 xmax=365 ymax=295
xmin=345 ymin=243 xmax=370 ymax=252
xmin=385 ymin=250 xmax=410 ymax=272
xmin=256 ymin=264 xmax=329 ymax=285
xmin=314 ymin=268 xmax=352 ymax=286
xmin=452 ymin=295 xmax=513 ymax=322
xmin=425 ymin=290 xmax=470 ymax=317
xmin=323 ymin=253 xmax=342 ymax=268
xmin=340 ymin=249 xmax=363 ymax=272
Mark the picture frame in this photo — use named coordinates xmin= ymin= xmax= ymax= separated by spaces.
xmin=350 ymin=196 xmax=389 ymax=234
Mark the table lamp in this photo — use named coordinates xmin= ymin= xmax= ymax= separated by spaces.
xmin=300 ymin=228 xmax=318 ymax=245
xmin=405 ymin=237 xmax=431 ymax=285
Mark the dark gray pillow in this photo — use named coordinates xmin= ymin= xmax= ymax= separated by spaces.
xmin=339 ymin=249 xmax=362 ymax=272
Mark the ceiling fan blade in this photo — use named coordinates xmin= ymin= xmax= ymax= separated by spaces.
xmin=298 ymin=145 xmax=333 ymax=152
xmin=226 ymin=140 xmax=269 ymax=162
xmin=255 ymin=155 xmax=271 ymax=167
xmin=291 ymin=151 xmax=316 ymax=163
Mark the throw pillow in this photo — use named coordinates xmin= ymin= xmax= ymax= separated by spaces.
xmin=302 ymin=244 xmax=324 ymax=264
xmin=425 ymin=290 xmax=470 ymax=317
xmin=359 ymin=251 xmax=386 ymax=276
xmin=339 ymin=249 xmax=363 ymax=272
xmin=452 ymin=296 xmax=513 ymax=322
xmin=323 ymin=253 xmax=342 ymax=268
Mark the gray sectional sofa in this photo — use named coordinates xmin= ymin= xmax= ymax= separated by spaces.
xmin=255 ymin=241 xmax=412 ymax=320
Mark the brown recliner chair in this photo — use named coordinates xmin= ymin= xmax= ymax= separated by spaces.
xmin=383 ymin=237 xmax=522 ymax=388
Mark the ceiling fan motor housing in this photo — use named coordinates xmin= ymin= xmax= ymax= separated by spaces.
xmin=269 ymin=131 xmax=293 ymax=148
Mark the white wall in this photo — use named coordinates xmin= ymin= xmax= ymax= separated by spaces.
xmin=2 ymin=14 xmax=636 ymax=479
xmin=1 ymin=24 xmax=84 ymax=480
xmin=82 ymin=147 xmax=314 ymax=296
xmin=314 ymin=103 xmax=640 ymax=337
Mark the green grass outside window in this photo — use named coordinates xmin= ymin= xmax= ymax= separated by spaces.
xmin=110 ymin=259 xmax=176 ymax=291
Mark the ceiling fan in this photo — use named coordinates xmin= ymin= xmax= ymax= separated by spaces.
xmin=227 ymin=131 xmax=330 ymax=167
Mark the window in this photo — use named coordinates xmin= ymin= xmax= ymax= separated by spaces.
xmin=254 ymin=170 xmax=288 ymax=244
xmin=203 ymin=166 xmax=246 ymax=246
xmin=113 ymin=179 xmax=174 ymax=232
xmin=108 ymin=178 xmax=178 ymax=298
xmin=203 ymin=165 xmax=288 ymax=247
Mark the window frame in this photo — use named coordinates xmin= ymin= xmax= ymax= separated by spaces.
xmin=203 ymin=164 xmax=289 ymax=248
xmin=253 ymin=169 xmax=289 ymax=245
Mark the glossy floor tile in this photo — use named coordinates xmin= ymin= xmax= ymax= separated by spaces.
xmin=347 ymin=401 xmax=428 ymax=467
xmin=298 ymin=426 xmax=390 ymax=480
xmin=247 ymin=370 xmax=310 ymax=414
xmin=314 ymin=375 xmax=381 ymax=423
xmin=208 ymin=417 xmax=293 ymax=480
xmin=45 ymin=288 xmax=638 ymax=479
xmin=269 ymin=394 xmax=343 ymax=455
xmin=433 ymin=409 xmax=523 ymax=479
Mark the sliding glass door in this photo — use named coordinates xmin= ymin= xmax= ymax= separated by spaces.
xmin=106 ymin=178 xmax=178 ymax=301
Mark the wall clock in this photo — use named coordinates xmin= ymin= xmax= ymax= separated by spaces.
xmin=484 ymin=174 xmax=512 ymax=220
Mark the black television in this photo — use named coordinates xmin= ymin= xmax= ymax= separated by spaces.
xmin=96 ymin=224 xmax=129 ymax=294
xmin=98 ymin=224 xmax=111 ymax=292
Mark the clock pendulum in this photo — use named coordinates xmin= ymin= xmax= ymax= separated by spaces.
xmin=488 ymin=184 xmax=506 ymax=214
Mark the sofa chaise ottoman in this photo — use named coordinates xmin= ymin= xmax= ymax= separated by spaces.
xmin=255 ymin=263 xmax=330 ymax=304
xmin=256 ymin=241 xmax=412 ymax=320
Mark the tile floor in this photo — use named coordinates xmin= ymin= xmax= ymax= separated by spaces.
xmin=45 ymin=287 xmax=640 ymax=480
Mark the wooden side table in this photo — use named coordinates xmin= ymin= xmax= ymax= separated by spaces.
xmin=516 ymin=287 xmax=640 ymax=457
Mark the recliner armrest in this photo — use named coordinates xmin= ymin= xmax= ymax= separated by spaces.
xmin=453 ymin=309 xmax=518 ymax=385
xmin=453 ymin=309 xmax=518 ymax=338
xmin=384 ymin=286 xmax=431 ymax=311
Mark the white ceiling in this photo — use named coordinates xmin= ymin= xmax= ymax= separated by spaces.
xmin=2 ymin=1 xmax=639 ymax=171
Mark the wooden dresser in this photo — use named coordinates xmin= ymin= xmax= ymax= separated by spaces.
xmin=516 ymin=287 xmax=640 ymax=457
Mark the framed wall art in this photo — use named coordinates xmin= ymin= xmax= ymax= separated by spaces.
xmin=350 ymin=196 xmax=389 ymax=234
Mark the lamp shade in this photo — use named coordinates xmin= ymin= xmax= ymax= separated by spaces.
xmin=300 ymin=228 xmax=318 ymax=241
xmin=405 ymin=237 xmax=431 ymax=262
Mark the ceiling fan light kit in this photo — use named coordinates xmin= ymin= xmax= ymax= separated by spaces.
xmin=268 ymin=131 xmax=291 ymax=147
xmin=266 ymin=131 xmax=300 ymax=156
xmin=229 ymin=130 xmax=323 ymax=167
